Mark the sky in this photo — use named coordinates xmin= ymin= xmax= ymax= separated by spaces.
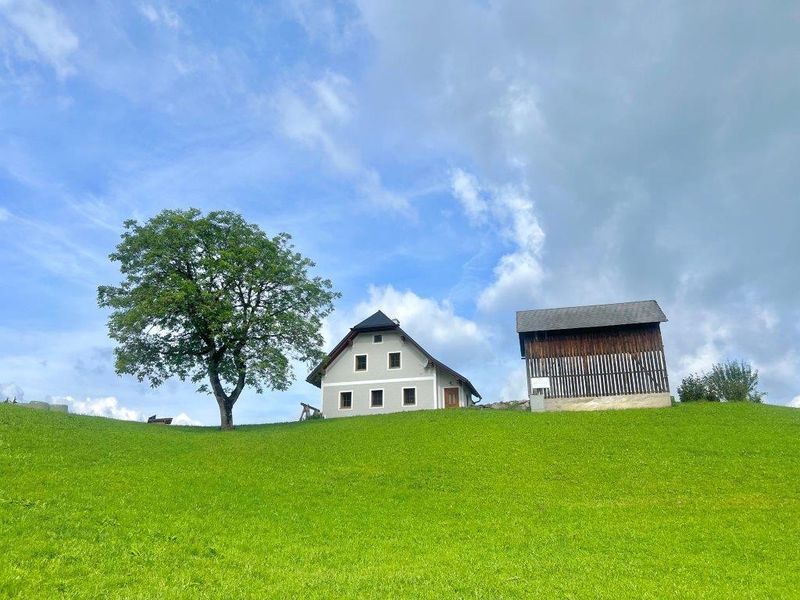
xmin=1 ymin=1 xmax=798 ymax=425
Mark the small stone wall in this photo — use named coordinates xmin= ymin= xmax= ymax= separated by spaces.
xmin=476 ymin=400 xmax=531 ymax=411
xmin=544 ymin=393 xmax=671 ymax=412
xmin=15 ymin=401 xmax=69 ymax=413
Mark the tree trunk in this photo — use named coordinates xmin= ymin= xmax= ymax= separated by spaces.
xmin=217 ymin=396 xmax=234 ymax=430
xmin=208 ymin=349 xmax=246 ymax=430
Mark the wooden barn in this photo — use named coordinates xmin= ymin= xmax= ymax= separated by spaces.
xmin=516 ymin=300 xmax=671 ymax=411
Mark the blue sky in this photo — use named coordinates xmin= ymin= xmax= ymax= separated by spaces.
xmin=1 ymin=1 xmax=798 ymax=424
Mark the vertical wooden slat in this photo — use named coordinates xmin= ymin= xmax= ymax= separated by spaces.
xmin=523 ymin=323 xmax=669 ymax=399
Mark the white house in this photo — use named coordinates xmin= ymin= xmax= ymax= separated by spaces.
xmin=306 ymin=311 xmax=481 ymax=418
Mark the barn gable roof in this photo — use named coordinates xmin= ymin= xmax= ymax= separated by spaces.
xmin=516 ymin=300 xmax=667 ymax=334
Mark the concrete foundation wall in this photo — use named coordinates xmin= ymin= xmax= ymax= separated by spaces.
xmin=544 ymin=393 xmax=671 ymax=412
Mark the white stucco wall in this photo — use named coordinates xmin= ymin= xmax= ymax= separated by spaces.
xmin=321 ymin=331 xmax=438 ymax=417
xmin=435 ymin=369 xmax=472 ymax=409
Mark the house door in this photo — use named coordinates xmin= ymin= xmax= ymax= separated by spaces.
xmin=444 ymin=387 xmax=460 ymax=409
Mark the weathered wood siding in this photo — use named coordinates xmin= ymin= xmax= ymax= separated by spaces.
xmin=523 ymin=324 xmax=669 ymax=399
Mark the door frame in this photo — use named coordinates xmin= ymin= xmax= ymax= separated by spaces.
xmin=443 ymin=386 xmax=460 ymax=409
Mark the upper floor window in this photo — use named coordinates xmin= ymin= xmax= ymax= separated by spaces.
xmin=373 ymin=334 xmax=383 ymax=343
xmin=388 ymin=351 xmax=401 ymax=369
xmin=355 ymin=354 xmax=367 ymax=371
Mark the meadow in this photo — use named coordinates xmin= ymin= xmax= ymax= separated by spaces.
xmin=1 ymin=402 xmax=798 ymax=598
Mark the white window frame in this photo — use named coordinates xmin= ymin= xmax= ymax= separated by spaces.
xmin=402 ymin=386 xmax=417 ymax=407
xmin=369 ymin=388 xmax=384 ymax=409
xmin=373 ymin=334 xmax=383 ymax=344
xmin=338 ymin=390 xmax=353 ymax=411
xmin=387 ymin=350 xmax=402 ymax=370
xmin=354 ymin=353 xmax=368 ymax=372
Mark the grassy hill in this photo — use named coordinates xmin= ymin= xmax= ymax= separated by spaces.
xmin=1 ymin=403 xmax=799 ymax=599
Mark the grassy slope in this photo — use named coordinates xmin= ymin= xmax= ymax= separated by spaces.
xmin=1 ymin=403 xmax=799 ymax=599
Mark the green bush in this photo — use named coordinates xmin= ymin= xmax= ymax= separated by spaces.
xmin=678 ymin=360 xmax=765 ymax=403
xmin=677 ymin=373 xmax=717 ymax=402
xmin=706 ymin=360 xmax=764 ymax=403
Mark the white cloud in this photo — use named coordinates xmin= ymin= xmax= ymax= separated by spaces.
xmin=329 ymin=284 xmax=488 ymax=366
xmin=449 ymin=170 xmax=546 ymax=312
xmin=1 ymin=382 xmax=24 ymax=402
xmin=490 ymin=82 xmax=547 ymax=156
xmin=676 ymin=319 xmax=730 ymax=376
xmin=172 ymin=412 xmax=202 ymax=426
xmin=311 ymin=71 xmax=353 ymax=123
xmin=755 ymin=306 xmax=779 ymax=331
xmin=0 ymin=0 xmax=79 ymax=77
xmin=789 ymin=396 xmax=800 ymax=408
xmin=755 ymin=351 xmax=799 ymax=383
xmin=498 ymin=367 xmax=527 ymax=402
xmin=0 ymin=207 xmax=10 ymax=221
xmin=450 ymin=168 xmax=488 ymax=224
xmin=480 ymin=251 xmax=545 ymax=313
xmin=274 ymin=72 xmax=410 ymax=214
xmin=50 ymin=395 xmax=142 ymax=421
xmin=138 ymin=3 xmax=181 ymax=29
xmin=288 ymin=0 xmax=356 ymax=51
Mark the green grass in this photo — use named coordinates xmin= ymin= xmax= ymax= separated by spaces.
xmin=1 ymin=403 xmax=799 ymax=599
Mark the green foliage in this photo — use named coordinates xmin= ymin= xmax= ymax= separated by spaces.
xmin=677 ymin=373 xmax=718 ymax=402
xmin=678 ymin=360 xmax=765 ymax=403
xmin=706 ymin=360 xmax=765 ymax=403
xmin=98 ymin=209 xmax=339 ymax=428
xmin=2 ymin=403 xmax=800 ymax=598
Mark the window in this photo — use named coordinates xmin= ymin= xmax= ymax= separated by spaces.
xmin=355 ymin=354 xmax=367 ymax=371
xmin=402 ymin=387 xmax=416 ymax=406
xmin=373 ymin=334 xmax=383 ymax=343
xmin=339 ymin=391 xmax=352 ymax=410
xmin=370 ymin=389 xmax=384 ymax=408
xmin=388 ymin=351 xmax=401 ymax=369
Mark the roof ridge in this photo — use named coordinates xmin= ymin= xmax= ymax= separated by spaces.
xmin=516 ymin=299 xmax=658 ymax=315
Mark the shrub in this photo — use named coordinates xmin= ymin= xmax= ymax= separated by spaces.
xmin=677 ymin=373 xmax=718 ymax=402
xmin=678 ymin=360 xmax=765 ymax=403
xmin=706 ymin=360 xmax=764 ymax=403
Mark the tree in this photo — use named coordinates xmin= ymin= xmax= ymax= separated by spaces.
xmin=705 ymin=360 xmax=764 ymax=403
xmin=98 ymin=209 xmax=339 ymax=429
xmin=677 ymin=360 xmax=765 ymax=404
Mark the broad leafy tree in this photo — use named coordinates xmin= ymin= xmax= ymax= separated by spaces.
xmin=98 ymin=209 xmax=338 ymax=429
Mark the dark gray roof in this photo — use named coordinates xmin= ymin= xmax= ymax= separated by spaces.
xmin=516 ymin=300 xmax=667 ymax=333
xmin=352 ymin=310 xmax=398 ymax=331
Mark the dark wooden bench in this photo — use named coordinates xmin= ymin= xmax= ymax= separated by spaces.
xmin=147 ymin=415 xmax=173 ymax=425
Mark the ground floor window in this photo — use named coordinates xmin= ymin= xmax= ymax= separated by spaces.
xmin=402 ymin=387 xmax=416 ymax=406
xmin=339 ymin=391 xmax=352 ymax=410
xmin=370 ymin=389 xmax=384 ymax=408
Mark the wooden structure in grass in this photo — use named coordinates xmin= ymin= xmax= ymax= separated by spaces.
xmin=147 ymin=415 xmax=173 ymax=425
xmin=298 ymin=403 xmax=322 ymax=421
xmin=516 ymin=300 xmax=670 ymax=411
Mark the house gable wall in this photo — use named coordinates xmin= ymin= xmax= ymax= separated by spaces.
xmin=321 ymin=331 xmax=436 ymax=417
